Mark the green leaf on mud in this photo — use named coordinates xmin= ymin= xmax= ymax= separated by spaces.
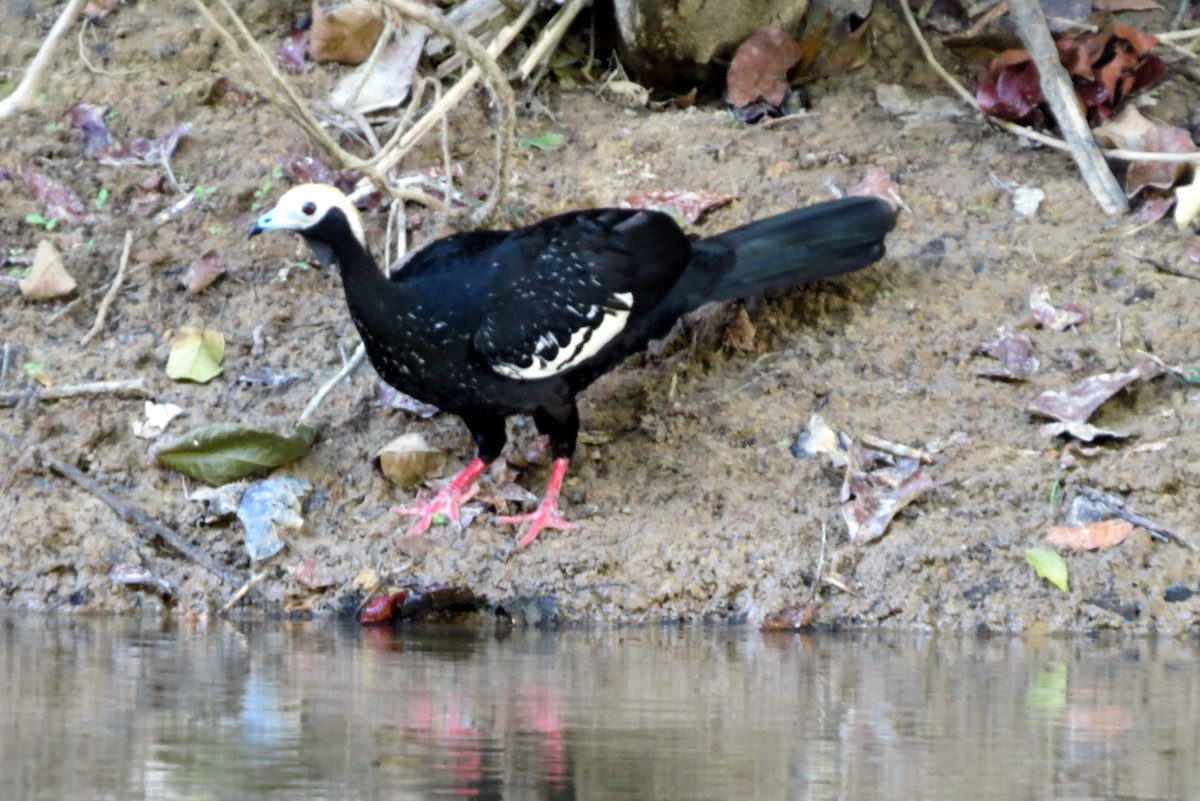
xmin=166 ymin=327 xmax=225 ymax=383
xmin=154 ymin=423 xmax=317 ymax=485
xmin=518 ymin=133 xmax=564 ymax=151
xmin=1025 ymin=548 xmax=1069 ymax=592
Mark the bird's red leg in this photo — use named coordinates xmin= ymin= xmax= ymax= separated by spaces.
xmin=497 ymin=457 xmax=579 ymax=547
xmin=395 ymin=457 xmax=490 ymax=536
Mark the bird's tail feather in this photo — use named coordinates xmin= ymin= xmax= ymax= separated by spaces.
xmin=700 ymin=197 xmax=896 ymax=303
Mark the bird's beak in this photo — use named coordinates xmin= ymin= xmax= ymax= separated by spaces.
xmin=248 ymin=210 xmax=274 ymax=239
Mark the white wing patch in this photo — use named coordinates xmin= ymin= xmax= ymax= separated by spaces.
xmin=492 ymin=292 xmax=632 ymax=380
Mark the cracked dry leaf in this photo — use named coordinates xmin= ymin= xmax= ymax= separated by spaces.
xmin=841 ymin=444 xmax=934 ymax=544
xmin=1029 ymin=361 xmax=1162 ymax=425
xmin=979 ymin=329 xmax=1039 ymax=380
xmin=166 ymin=327 xmax=224 ymax=383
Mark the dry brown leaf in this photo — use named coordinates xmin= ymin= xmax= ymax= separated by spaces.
xmin=1047 ymin=519 xmax=1133 ymax=550
xmin=179 ymin=250 xmax=226 ymax=294
xmin=20 ymin=240 xmax=76 ymax=301
xmin=310 ymin=1 xmax=385 ymax=65
xmin=726 ymin=27 xmax=803 ymax=109
xmin=723 ymin=306 xmax=758 ymax=352
xmin=375 ymin=432 xmax=449 ymax=489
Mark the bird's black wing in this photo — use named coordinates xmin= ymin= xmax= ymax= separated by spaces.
xmin=471 ymin=208 xmax=692 ymax=381
xmin=390 ymin=230 xmax=511 ymax=281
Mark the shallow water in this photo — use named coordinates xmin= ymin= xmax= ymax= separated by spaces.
xmin=2 ymin=617 xmax=1197 ymax=801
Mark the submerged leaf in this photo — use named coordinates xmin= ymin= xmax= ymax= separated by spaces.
xmin=1026 ymin=548 xmax=1069 ymax=591
xmin=155 ymin=423 xmax=317 ymax=485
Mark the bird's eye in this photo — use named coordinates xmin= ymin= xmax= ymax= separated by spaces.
xmin=302 ymin=201 xmax=317 ymax=215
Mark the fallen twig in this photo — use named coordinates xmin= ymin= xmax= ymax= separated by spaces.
xmin=1007 ymin=0 xmax=1127 ymax=214
xmin=1077 ymin=485 xmax=1198 ymax=551
xmin=298 ymin=341 xmax=367 ymax=426
xmin=18 ymin=439 xmax=284 ymax=615
xmin=858 ymin=433 xmax=935 ymax=464
xmin=80 ymin=230 xmax=133 ymax=346
xmin=0 ymin=0 xmax=89 ymax=121
xmin=47 ymin=262 xmax=148 ymax=326
xmin=516 ymin=0 xmax=588 ymax=80
xmin=219 ymin=571 xmax=269 ymax=614
xmin=0 ymin=378 xmax=149 ymax=407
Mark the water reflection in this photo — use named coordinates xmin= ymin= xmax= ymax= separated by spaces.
xmin=1 ymin=617 xmax=1197 ymax=800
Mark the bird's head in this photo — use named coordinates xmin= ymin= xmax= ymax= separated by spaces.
xmin=249 ymin=183 xmax=366 ymax=268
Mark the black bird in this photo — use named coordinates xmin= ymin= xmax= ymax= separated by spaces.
xmin=251 ymin=184 xmax=896 ymax=546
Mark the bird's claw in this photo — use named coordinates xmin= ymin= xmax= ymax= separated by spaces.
xmin=497 ymin=499 xmax=578 ymax=548
xmin=395 ymin=484 xmax=478 ymax=536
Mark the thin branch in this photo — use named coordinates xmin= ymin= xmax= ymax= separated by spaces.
xmin=0 ymin=0 xmax=89 ymax=121
xmin=297 ymin=342 xmax=367 ymax=426
xmin=0 ymin=378 xmax=148 ymax=408
xmin=516 ymin=0 xmax=588 ymax=80
xmin=26 ymin=441 xmax=285 ymax=615
xmin=1077 ymin=485 xmax=1198 ymax=552
xmin=80 ymin=230 xmax=133 ymax=346
xmin=1007 ymin=0 xmax=1127 ymax=214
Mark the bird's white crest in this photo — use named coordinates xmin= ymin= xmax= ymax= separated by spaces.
xmin=492 ymin=292 xmax=633 ymax=380
xmin=255 ymin=183 xmax=366 ymax=247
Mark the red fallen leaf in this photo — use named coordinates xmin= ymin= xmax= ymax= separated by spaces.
xmin=1136 ymin=198 xmax=1173 ymax=224
xmin=358 ymin=584 xmax=483 ymax=625
xmin=848 ymin=167 xmax=903 ymax=209
xmin=179 ymin=250 xmax=226 ymax=294
xmin=977 ymin=49 xmax=1044 ymax=124
xmin=18 ymin=164 xmax=94 ymax=224
xmin=726 ymin=27 xmax=804 ymax=111
xmin=276 ymin=25 xmax=308 ymax=74
xmin=358 ymin=590 xmax=410 ymax=624
xmin=1030 ymin=286 xmax=1089 ymax=331
xmin=1047 ymin=519 xmax=1133 ymax=550
xmin=979 ymin=25 xmax=1164 ymax=124
xmin=1029 ymin=361 xmax=1163 ymax=425
xmin=760 ymin=601 xmax=817 ymax=631
xmin=979 ymin=329 xmax=1039 ymax=380
xmin=622 ymin=188 xmax=734 ymax=224
xmin=67 ymin=103 xmax=113 ymax=155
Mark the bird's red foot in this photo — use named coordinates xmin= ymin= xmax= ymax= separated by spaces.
xmin=395 ymin=457 xmax=489 ymax=536
xmin=496 ymin=457 xmax=578 ymax=547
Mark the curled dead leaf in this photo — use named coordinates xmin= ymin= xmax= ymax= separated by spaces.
xmin=310 ymin=1 xmax=384 ymax=65
xmin=20 ymin=240 xmax=76 ymax=301
xmin=1047 ymin=519 xmax=1133 ymax=550
xmin=375 ymin=432 xmax=449 ymax=489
